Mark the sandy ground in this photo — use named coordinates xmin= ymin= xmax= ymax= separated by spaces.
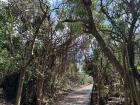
xmin=54 ymin=84 xmax=93 ymax=105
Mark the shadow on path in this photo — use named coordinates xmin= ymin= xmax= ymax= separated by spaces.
xmin=55 ymin=85 xmax=92 ymax=105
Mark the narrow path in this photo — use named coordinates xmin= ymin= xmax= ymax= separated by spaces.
xmin=55 ymin=84 xmax=92 ymax=105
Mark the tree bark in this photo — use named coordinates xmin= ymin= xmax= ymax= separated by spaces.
xmin=15 ymin=70 xmax=25 ymax=105
xmin=36 ymin=75 xmax=44 ymax=105
xmin=15 ymin=57 xmax=33 ymax=105
xmin=82 ymin=1 xmax=140 ymax=105
xmin=83 ymin=2 xmax=125 ymax=79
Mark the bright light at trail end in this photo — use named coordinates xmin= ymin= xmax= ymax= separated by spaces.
xmin=1 ymin=0 xmax=7 ymax=2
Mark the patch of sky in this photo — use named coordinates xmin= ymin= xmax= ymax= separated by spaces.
xmin=0 ymin=0 xmax=8 ymax=4
xmin=1 ymin=0 xmax=7 ymax=2
xmin=50 ymin=0 xmax=62 ymax=20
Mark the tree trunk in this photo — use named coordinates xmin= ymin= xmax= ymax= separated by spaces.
xmin=126 ymin=42 xmax=140 ymax=105
xmin=15 ymin=70 xmax=25 ymax=105
xmin=36 ymin=75 xmax=44 ymax=105
xmin=90 ymin=80 xmax=94 ymax=105
xmin=35 ymin=56 xmax=45 ymax=105
xmin=122 ymin=46 xmax=130 ymax=105
xmin=83 ymin=1 xmax=140 ymax=105
xmin=90 ymin=83 xmax=98 ymax=105
xmin=15 ymin=57 xmax=33 ymax=105
xmin=83 ymin=1 xmax=125 ymax=79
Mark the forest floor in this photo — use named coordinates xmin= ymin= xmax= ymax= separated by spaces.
xmin=53 ymin=84 xmax=92 ymax=105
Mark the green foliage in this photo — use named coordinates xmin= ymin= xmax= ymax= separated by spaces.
xmin=68 ymin=22 xmax=83 ymax=35
xmin=137 ymin=63 xmax=140 ymax=72
xmin=1 ymin=0 xmax=140 ymax=104
xmin=79 ymin=72 xmax=92 ymax=85
xmin=0 ymin=2 xmax=20 ymax=75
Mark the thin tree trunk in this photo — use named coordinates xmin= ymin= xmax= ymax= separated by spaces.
xmin=15 ymin=70 xmax=25 ymax=105
xmin=15 ymin=57 xmax=33 ymax=105
xmin=36 ymin=75 xmax=44 ymax=105
xmin=90 ymin=79 xmax=94 ymax=105
xmin=35 ymin=54 xmax=46 ymax=105
xmin=122 ymin=45 xmax=130 ymax=105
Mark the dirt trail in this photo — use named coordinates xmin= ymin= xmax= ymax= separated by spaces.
xmin=55 ymin=84 xmax=93 ymax=105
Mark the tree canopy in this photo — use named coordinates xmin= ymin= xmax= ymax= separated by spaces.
xmin=0 ymin=0 xmax=140 ymax=105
